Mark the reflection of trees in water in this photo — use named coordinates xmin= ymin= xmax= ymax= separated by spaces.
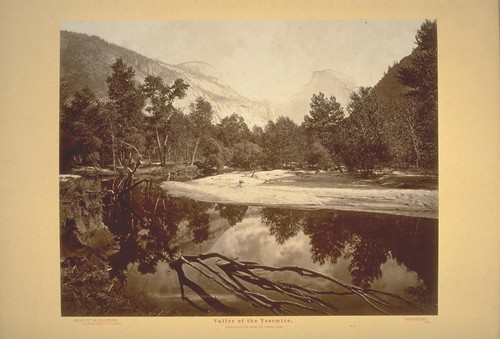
xmin=215 ymin=204 xmax=248 ymax=226
xmin=346 ymin=238 xmax=387 ymax=288
xmin=261 ymin=208 xmax=306 ymax=244
xmin=102 ymin=178 xmax=216 ymax=280
xmin=302 ymin=211 xmax=351 ymax=265
xmin=186 ymin=207 xmax=211 ymax=244
xmin=261 ymin=208 xmax=437 ymax=297
xmin=101 ymin=179 xmax=252 ymax=282
xmin=390 ymin=217 xmax=438 ymax=304
xmin=61 ymin=170 xmax=435 ymax=315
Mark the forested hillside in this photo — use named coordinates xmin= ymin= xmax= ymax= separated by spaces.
xmin=61 ymin=31 xmax=274 ymax=127
xmin=60 ymin=20 xmax=437 ymax=175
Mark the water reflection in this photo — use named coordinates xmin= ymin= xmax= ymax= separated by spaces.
xmin=261 ymin=207 xmax=437 ymax=299
xmin=102 ymin=179 xmax=217 ymax=280
xmin=60 ymin=178 xmax=437 ymax=315
xmin=215 ymin=204 xmax=248 ymax=226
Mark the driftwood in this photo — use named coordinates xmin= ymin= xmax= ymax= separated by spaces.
xmin=170 ymin=252 xmax=419 ymax=315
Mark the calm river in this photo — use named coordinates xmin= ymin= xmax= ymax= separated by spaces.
xmin=60 ymin=177 xmax=437 ymax=316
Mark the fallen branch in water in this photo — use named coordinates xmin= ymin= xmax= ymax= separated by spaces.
xmin=169 ymin=252 xmax=419 ymax=315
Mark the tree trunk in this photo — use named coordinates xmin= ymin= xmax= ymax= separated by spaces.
xmin=156 ymin=128 xmax=165 ymax=166
xmin=111 ymin=130 xmax=116 ymax=171
xmin=404 ymin=113 xmax=421 ymax=169
xmin=163 ymin=134 xmax=169 ymax=166
xmin=191 ymin=138 xmax=200 ymax=166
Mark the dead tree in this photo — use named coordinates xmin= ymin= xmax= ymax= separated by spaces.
xmin=170 ymin=252 xmax=421 ymax=315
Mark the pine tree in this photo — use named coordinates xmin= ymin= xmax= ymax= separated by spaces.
xmin=397 ymin=20 xmax=438 ymax=170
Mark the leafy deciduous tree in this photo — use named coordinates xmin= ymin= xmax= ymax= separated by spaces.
xmin=262 ymin=116 xmax=305 ymax=169
xmin=200 ymin=138 xmax=231 ymax=174
xmin=215 ymin=113 xmax=251 ymax=147
xmin=188 ymin=97 xmax=215 ymax=166
xmin=386 ymin=98 xmax=424 ymax=168
xmin=306 ymin=141 xmax=333 ymax=170
xmin=231 ymin=141 xmax=263 ymax=170
xmin=337 ymin=87 xmax=388 ymax=172
xmin=141 ymin=75 xmax=189 ymax=165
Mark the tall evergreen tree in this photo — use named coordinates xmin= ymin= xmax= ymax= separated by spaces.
xmin=397 ymin=20 xmax=437 ymax=169
xmin=60 ymin=87 xmax=104 ymax=171
xmin=337 ymin=87 xmax=388 ymax=172
xmin=303 ymin=92 xmax=344 ymax=150
xmin=106 ymin=58 xmax=145 ymax=168
xmin=303 ymin=92 xmax=345 ymax=169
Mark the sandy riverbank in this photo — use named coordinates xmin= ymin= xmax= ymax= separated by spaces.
xmin=161 ymin=170 xmax=438 ymax=218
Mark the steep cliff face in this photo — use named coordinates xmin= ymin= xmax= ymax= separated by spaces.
xmin=171 ymin=61 xmax=275 ymax=126
xmin=61 ymin=30 xmax=369 ymax=127
xmin=60 ymin=31 xmax=274 ymax=127
xmin=273 ymin=70 xmax=358 ymax=123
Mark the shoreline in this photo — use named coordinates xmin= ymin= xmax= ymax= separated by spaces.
xmin=161 ymin=170 xmax=438 ymax=219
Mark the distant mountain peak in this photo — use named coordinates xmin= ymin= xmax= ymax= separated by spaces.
xmin=60 ymin=30 xmax=274 ymax=127
xmin=273 ymin=69 xmax=358 ymax=123
xmin=306 ymin=69 xmax=357 ymax=91
xmin=311 ymin=69 xmax=353 ymax=79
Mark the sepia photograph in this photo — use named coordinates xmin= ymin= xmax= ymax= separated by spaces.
xmin=1 ymin=0 xmax=498 ymax=337
xmin=59 ymin=20 xmax=438 ymax=317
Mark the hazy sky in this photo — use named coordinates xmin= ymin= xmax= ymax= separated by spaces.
xmin=61 ymin=20 xmax=424 ymax=101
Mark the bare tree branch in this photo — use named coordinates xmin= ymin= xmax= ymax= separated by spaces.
xmin=121 ymin=140 xmax=142 ymax=157
xmin=168 ymin=252 xmax=419 ymax=315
